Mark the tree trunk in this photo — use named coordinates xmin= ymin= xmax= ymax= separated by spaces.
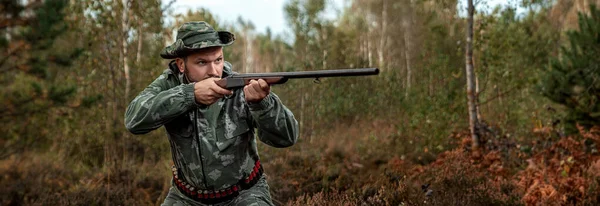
xmin=403 ymin=16 xmax=412 ymax=99
xmin=297 ymin=81 xmax=303 ymax=139
xmin=102 ymin=42 xmax=111 ymax=206
xmin=367 ymin=29 xmax=373 ymax=67
xmin=322 ymin=29 xmax=327 ymax=69
xmin=466 ymin=0 xmax=480 ymax=149
xmin=366 ymin=2 xmax=373 ymax=67
xmin=378 ymin=0 xmax=387 ymax=69
xmin=103 ymin=33 xmax=120 ymax=205
xmin=361 ymin=35 xmax=366 ymax=65
xmin=120 ymin=0 xmax=132 ymax=175
xmin=136 ymin=25 xmax=142 ymax=67
xmin=136 ymin=1 xmax=143 ymax=67
xmin=476 ymin=70 xmax=481 ymax=120
xmin=243 ymin=36 xmax=248 ymax=73
xmin=121 ymin=0 xmax=131 ymax=99
xmin=246 ymin=35 xmax=253 ymax=73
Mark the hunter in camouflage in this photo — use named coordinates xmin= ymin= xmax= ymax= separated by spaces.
xmin=124 ymin=21 xmax=299 ymax=206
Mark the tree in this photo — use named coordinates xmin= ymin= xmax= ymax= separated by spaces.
xmin=472 ymin=3 xmax=561 ymax=136
xmin=1 ymin=0 xmax=81 ymax=116
xmin=237 ymin=17 xmax=256 ymax=73
xmin=0 ymin=0 xmax=84 ymax=155
xmin=120 ymin=0 xmax=132 ymax=99
xmin=283 ymin=0 xmax=329 ymax=138
xmin=541 ymin=4 xmax=600 ymax=134
xmin=465 ymin=0 xmax=480 ymax=148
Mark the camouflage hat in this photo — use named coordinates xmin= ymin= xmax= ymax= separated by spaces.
xmin=160 ymin=21 xmax=235 ymax=59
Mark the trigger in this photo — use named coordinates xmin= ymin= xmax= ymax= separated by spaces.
xmin=313 ymin=78 xmax=321 ymax=84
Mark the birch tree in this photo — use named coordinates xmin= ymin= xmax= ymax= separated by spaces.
xmin=120 ymin=0 xmax=131 ymax=99
xmin=465 ymin=0 xmax=480 ymax=148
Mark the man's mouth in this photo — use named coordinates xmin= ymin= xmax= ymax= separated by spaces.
xmin=204 ymin=75 xmax=221 ymax=80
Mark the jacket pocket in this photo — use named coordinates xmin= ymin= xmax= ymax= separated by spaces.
xmin=215 ymin=118 xmax=250 ymax=151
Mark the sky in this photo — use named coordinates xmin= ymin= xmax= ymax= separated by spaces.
xmin=163 ymin=0 xmax=518 ymax=36
xmin=164 ymin=0 xmax=347 ymax=36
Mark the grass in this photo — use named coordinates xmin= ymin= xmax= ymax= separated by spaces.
xmin=2 ymin=122 xmax=600 ymax=205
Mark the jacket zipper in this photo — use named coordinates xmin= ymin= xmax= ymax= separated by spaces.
xmin=194 ymin=109 xmax=209 ymax=189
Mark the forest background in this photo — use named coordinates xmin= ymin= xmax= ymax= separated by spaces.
xmin=2 ymin=0 xmax=600 ymax=205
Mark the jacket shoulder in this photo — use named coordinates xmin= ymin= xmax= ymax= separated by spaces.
xmin=162 ymin=68 xmax=175 ymax=76
xmin=153 ymin=68 xmax=180 ymax=89
xmin=223 ymin=61 xmax=238 ymax=76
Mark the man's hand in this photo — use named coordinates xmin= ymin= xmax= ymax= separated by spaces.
xmin=244 ymin=79 xmax=270 ymax=103
xmin=194 ymin=78 xmax=233 ymax=105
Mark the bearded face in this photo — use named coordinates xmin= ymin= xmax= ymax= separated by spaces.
xmin=176 ymin=46 xmax=224 ymax=83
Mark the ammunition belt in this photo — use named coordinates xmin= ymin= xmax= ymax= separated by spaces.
xmin=172 ymin=160 xmax=264 ymax=204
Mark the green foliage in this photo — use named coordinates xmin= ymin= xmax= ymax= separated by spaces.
xmin=49 ymin=85 xmax=76 ymax=104
xmin=1 ymin=0 xmax=79 ymax=111
xmin=541 ymin=4 xmax=600 ymax=134
xmin=0 ymin=0 xmax=87 ymax=156
xmin=81 ymin=94 xmax=104 ymax=107
xmin=3 ymin=0 xmax=598 ymax=205
xmin=26 ymin=0 xmax=68 ymax=47
xmin=474 ymin=4 xmax=560 ymax=136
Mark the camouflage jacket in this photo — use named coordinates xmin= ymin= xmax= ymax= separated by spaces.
xmin=124 ymin=61 xmax=299 ymax=190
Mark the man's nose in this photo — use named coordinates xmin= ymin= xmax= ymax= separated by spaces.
xmin=207 ymin=62 xmax=219 ymax=76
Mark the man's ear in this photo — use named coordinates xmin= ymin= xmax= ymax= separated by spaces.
xmin=175 ymin=58 xmax=185 ymax=73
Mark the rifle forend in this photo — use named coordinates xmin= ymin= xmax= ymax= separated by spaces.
xmin=215 ymin=68 xmax=379 ymax=89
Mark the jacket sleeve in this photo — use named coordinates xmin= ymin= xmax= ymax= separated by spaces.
xmin=248 ymin=93 xmax=299 ymax=148
xmin=124 ymin=70 xmax=196 ymax=134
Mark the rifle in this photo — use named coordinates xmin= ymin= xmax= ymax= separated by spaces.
xmin=215 ymin=68 xmax=379 ymax=89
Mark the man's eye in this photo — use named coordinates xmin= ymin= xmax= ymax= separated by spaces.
xmin=215 ymin=58 xmax=223 ymax=63
xmin=198 ymin=61 xmax=207 ymax=65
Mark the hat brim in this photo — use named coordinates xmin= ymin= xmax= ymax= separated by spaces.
xmin=160 ymin=31 xmax=235 ymax=59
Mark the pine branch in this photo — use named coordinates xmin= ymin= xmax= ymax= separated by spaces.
xmin=0 ymin=41 xmax=27 ymax=70
xmin=0 ymin=18 xmax=29 ymax=30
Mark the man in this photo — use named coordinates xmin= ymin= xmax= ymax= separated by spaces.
xmin=124 ymin=21 xmax=299 ymax=206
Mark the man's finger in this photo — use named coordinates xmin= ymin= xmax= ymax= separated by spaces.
xmin=211 ymin=86 xmax=232 ymax=95
xmin=251 ymin=80 xmax=263 ymax=93
xmin=211 ymin=79 xmax=233 ymax=95
xmin=249 ymin=84 xmax=260 ymax=96
xmin=247 ymin=79 xmax=260 ymax=94
xmin=244 ymin=85 xmax=255 ymax=100
xmin=258 ymin=79 xmax=269 ymax=91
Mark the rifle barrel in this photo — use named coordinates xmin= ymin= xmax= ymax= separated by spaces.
xmin=230 ymin=68 xmax=379 ymax=79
